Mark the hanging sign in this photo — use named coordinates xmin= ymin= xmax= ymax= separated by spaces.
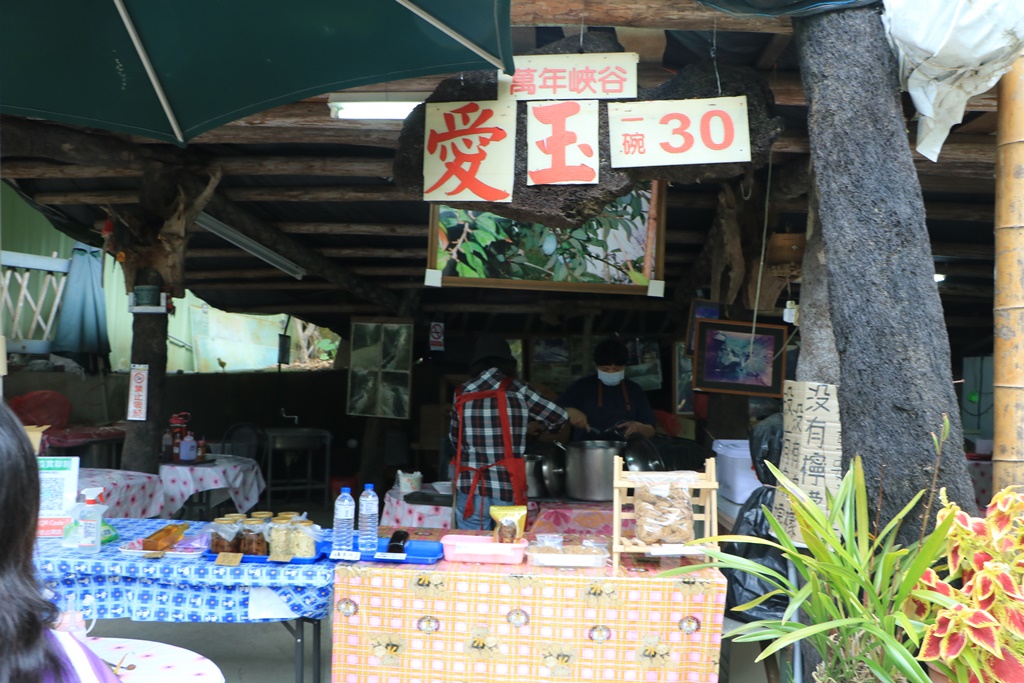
xmin=127 ymin=364 xmax=149 ymax=421
xmin=499 ymin=53 xmax=639 ymax=100
xmin=527 ymin=100 xmax=600 ymax=186
xmin=37 ymin=455 xmax=79 ymax=537
xmin=423 ymin=100 xmax=517 ymax=203
xmin=429 ymin=322 xmax=445 ymax=351
xmin=607 ymin=96 xmax=751 ymax=168
xmin=771 ymin=381 xmax=844 ymax=545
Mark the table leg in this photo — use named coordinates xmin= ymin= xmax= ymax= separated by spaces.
xmin=311 ymin=618 xmax=321 ymax=683
xmin=281 ymin=620 xmax=304 ymax=683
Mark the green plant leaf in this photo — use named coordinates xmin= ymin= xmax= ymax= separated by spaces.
xmin=757 ymin=617 xmax=864 ymax=659
xmin=732 ymin=589 xmax=788 ymax=613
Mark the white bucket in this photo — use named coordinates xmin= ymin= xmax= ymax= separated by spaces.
xmin=397 ymin=470 xmax=423 ymax=493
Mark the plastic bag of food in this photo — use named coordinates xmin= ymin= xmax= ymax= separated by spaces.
xmin=629 ymin=472 xmax=699 ymax=544
xmin=490 ymin=505 xmax=527 ymax=543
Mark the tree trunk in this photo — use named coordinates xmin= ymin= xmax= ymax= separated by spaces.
xmin=795 ymin=174 xmax=840 ymax=386
xmin=120 ymin=310 xmax=168 ymax=474
xmin=794 ymin=7 xmax=978 ymax=544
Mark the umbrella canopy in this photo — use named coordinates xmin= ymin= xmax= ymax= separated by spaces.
xmin=0 ymin=0 xmax=513 ymax=145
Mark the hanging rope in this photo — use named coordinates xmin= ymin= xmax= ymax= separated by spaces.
xmin=748 ymin=150 xmax=774 ymax=362
xmin=711 ymin=19 xmax=722 ymax=97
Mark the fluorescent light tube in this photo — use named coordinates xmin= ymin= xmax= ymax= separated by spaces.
xmin=195 ymin=212 xmax=306 ymax=280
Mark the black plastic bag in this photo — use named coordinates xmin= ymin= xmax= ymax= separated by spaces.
xmin=749 ymin=413 xmax=783 ymax=486
xmin=722 ymin=486 xmax=789 ymax=622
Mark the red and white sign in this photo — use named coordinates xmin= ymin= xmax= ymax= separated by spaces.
xmin=527 ymin=100 xmax=599 ymax=186
xmin=429 ymin=322 xmax=445 ymax=351
xmin=127 ymin=363 xmax=149 ymax=421
xmin=423 ymin=100 xmax=516 ymax=203
xmin=499 ymin=53 xmax=638 ymax=101
xmin=607 ymin=96 xmax=751 ymax=168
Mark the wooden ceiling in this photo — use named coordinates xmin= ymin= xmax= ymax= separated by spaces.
xmin=0 ymin=0 xmax=997 ymax=350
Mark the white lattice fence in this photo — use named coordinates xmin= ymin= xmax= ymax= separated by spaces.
xmin=1 ymin=251 xmax=70 ymax=354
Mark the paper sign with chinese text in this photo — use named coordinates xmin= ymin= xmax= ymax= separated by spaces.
xmin=127 ymin=364 xmax=149 ymax=421
xmin=607 ymin=96 xmax=751 ymax=168
xmin=37 ymin=456 xmax=79 ymax=537
xmin=527 ymin=100 xmax=599 ymax=186
xmin=499 ymin=53 xmax=638 ymax=100
xmin=771 ymin=381 xmax=843 ymax=545
xmin=423 ymin=100 xmax=516 ymax=203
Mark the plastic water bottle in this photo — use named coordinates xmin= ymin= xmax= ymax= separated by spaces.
xmin=332 ymin=487 xmax=356 ymax=556
xmin=358 ymin=484 xmax=379 ymax=554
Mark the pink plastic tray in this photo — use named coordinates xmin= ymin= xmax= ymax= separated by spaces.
xmin=440 ymin=534 xmax=527 ymax=564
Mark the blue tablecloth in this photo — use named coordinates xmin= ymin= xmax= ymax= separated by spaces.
xmin=35 ymin=518 xmax=336 ymax=623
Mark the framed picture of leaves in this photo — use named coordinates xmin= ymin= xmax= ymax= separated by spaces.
xmin=427 ymin=181 xmax=666 ymax=295
xmin=348 ymin=318 xmax=413 ymax=419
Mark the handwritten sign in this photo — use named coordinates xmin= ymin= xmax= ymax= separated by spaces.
xmin=607 ymin=96 xmax=751 ymax=169
xmin=37 ymin=456 xmax=79 ymax=537
xmin=499 ymin=53 xmax=638 ymax=101
xmin=127 ymin=364 xmax=149 ymax=421
xmin=527 ymin=100 xmax=599 ymax=186
xmin=771 ymin=381 xmax=843 ymax=545
xmin=423 ymin=100 xmax=516 ymax=203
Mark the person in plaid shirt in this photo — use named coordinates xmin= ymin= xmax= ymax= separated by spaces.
xmin=449 ymin=336 xmax=585 ymax=530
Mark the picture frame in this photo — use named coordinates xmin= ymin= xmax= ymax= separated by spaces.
xmin=427 ymin=181 xmax=666 ymax=295
xmin=685 ymin=299 xmax=721 ymax=354
xmin=347 ymin=317 xmax=414 ymax=418
xmin=692 ymin=319 xmax=788 ymax=398
xmin=673 ymin=341 xmax=695 ymax=414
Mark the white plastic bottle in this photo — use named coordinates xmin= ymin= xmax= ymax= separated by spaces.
xmin=180 ymin=433 xmax=197 ymax=463
xmin=77 ymin=488 xmax=105 ymax=554
xmin=331 ymin=487 xmax=356 ymax=558
xmin=358 ymin=484 xmax=379 ymax=554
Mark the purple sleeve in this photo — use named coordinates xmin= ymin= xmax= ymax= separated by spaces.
xmin=44 ymin=631 xmax=122 ymax=683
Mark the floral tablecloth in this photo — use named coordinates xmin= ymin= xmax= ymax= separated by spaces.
xmin=530 ymin=501 xmax=636 ymax=536
xmin=79 ymin=469 xmax=164 ymax=519
xmin=35 ymin=518 xmax=336 ymax=623
xmin=332 ymin=526 xmax=726 ymax=683
xmin=158 ymin=455 xmax=265 ymax=518
xmin=84 ymin=637 xmax=225 ymax=682
xmin=381 ymin=487 xmax=452 ymax=530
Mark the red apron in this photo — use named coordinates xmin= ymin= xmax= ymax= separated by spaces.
xmin=453 ymin=376 xmax=527 ymax=526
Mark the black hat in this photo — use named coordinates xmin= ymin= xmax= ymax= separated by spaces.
xmin=594 ymin=337 xmax=629 ymax=366
xmin=471 ymin=335 xmax=515 ymax=366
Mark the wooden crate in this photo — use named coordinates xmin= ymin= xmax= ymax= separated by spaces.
xmin=611 ymin=455 xmax=719 ymax=571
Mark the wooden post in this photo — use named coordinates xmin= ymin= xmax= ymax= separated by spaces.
xmin=994 ymin=58 xmax=1024 ymax=491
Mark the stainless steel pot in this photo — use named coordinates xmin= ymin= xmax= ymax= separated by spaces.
xmin=524 ymin=454 xmax=546 ymax=498
xmin=541 ymin=450 xmax=565 ymax=498
xmin=564 ymin=440 xmax=626 ymax=501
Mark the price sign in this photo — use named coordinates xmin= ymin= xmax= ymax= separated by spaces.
xmin=330 ymin=550 xmax=361 ymax=562
xmin=374 ymin=552 xmax=408 ymax=561
xmin=607 ymin=96 xmax=751 ymax=169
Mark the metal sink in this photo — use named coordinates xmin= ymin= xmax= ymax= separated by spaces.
xmin=263 ymin=427 xmax=331 ymax=451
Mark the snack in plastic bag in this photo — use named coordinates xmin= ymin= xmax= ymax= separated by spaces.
xmin=490 ymin=505 xmax=526 ymax=543
xmin=631 ymin=473 xmax=697 ymax=544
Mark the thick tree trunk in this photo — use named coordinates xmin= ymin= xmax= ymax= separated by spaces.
xmin=120 ymin=311 xmax=168 ymax=474
xmin=795 ymin=176 xmax=840 ymax=386
xmin=794 ymin=7 xmax=978 ymax=544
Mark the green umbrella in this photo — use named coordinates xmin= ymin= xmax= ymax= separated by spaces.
xmin=0 ymin=0 xmax=513 ymax=145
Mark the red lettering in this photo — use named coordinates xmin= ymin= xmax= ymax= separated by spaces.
xmin=529 ymin=101 xmax=597 ymax=185
xmin=426 ymin=103 xmax=510 ymax=202
xmin=700 ymin=110 xmax=735 ymax=151
xmin=658 ymin=113 xmax=694 ymax=154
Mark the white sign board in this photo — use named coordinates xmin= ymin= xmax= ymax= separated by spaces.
xmin=527 ymin=100 xmax=599 ymax=186
xmin=607 ymin=96 xmax=752 ymax=168
xmin=127 ymin=363 xmax=149 ymax=421
xmin=423 ymin=100 xmax=516 ymax=203
xmin=37 ymin=455 xmax=79 ymax=537
xmin=499 ymin=52 xmax=639 ymax=101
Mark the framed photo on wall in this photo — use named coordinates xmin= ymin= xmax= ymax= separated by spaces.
xmin=685 ymin=299 xmax=721 ymax=354
xmin=673 ymin=341 xmax=695 ymax=414
xmin=348 ymin=318 xmax=413 ymax=418
xmin=428 ymin=181 xmax=666 ymax=295
xmin=693 ymin=319 xmax=788 ymax=398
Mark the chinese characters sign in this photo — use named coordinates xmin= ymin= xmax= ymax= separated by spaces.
xmin=499 ymin=53 xmax=639 ymax=100
xmin=771 ymin=381 xmax=844 ymax=544
xmin=607 ymin=97 xmax=751 ymax=168
xmin=423 ymin=100 xmax=516 ymax=202
xmin=527 ymin=100 xmax=599 ymax=185
xmin=127 ymin=363 xmax=149 ymax=421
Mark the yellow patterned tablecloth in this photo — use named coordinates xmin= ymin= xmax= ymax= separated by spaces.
xmin=332 ymin=528 xmax=725 ymax=683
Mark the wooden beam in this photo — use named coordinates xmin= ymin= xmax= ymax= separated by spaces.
xmin=224 ymin=303 xmax=380 ymax=315
xmin=34 ymin=190 xmax=140 ymax=205
xmin=274 ymin=222 xmax=427 ymax=237
xmin=0 ymin=161 xmax=142 ymax=179
xmin=187 ymin=246 xmax=425 ymax=260
xmin=185 ymin=265 xmax=426 ymax=280
xmin=1 ymin=157 xmax=395 ymax=179
xmin=510 ymin=0 xmax=791 ymax=33
xmin=663 ymin=230 xmax=707 ymax=245
xmin=935 ymin=263 xmax=993 ymax=279
xmin=775 ymin=198 xmax=994 ymax=223
xmin=192 ymin=281 xmax=341 ymax=291
xmin=222 ymin=186 xmax=411 ymax=203
xmin=937 ymin=282 xmax=993 ymax=299
xmin=932 ymin=243 xmax=994 ymax=259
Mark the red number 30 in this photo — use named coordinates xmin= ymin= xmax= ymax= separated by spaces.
xmin=659 ymin=109 xmax=735 ymax=154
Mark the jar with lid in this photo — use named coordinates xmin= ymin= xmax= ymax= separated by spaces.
xmin=268 ymin=517 xmax=293 ymax=556
xmin=291 ymin=519 xmax=320 ymax=559
xmin=239 ymin=519 xmax=268 ymax=556
xmin=250 ymin=511 xmax=274 ymax=521
xmin=208 ymin=517 xmax=240 ymax=554
xmin=223 ymin=513 xmax=247 ymax=522
xmin=277 ymin=511 xmax=299 ymax=521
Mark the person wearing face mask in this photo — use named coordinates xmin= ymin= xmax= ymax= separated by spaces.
xmin=557 ymin=337 xmax=657 ymax=442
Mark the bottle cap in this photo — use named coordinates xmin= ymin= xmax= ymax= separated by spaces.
xmin=365 ymin=483 xmax=375 ymax=491
xmin=341 ymin=487 xmax=351 ymax=494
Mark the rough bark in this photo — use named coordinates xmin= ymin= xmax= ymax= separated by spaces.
xmin=794 ymin=7 xmax=978 ymax=544
xmin=120 ymin=282 xmax=168 ymax=474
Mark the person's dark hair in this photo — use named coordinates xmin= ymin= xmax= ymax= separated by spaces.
xmin=593 ymin=337 xmax=629 ymax=366
xmin=470 ymin=357 xmax=517 ymax=378
xmin=0 ymin=401 xmax=66 ymax=682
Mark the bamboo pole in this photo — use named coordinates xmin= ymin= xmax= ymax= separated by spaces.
xmin=994 ymin=58 xmax=1024 ymax=491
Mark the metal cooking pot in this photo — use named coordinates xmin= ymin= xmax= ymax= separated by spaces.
xmin=564 ymin=440 xmax=626 ymax=501
xmin=524 ymin=454 xmax=546 ymax=498
xmin=541 ymin=450 xmax=565 ymax=498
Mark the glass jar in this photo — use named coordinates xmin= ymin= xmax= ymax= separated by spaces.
xmin=250 ymin=511 xmax=274 ymax=521
xmin=239 ymin=519 xmax=268 ymax=556
xmin=277 ymin=511 xmax=299 ymax=521
xmin=208 ymin=517 xmax=240 ymax=554
xmin=268 ymin=517 xmax=293 ymax=556
xmin=223 ymin=513 xmax=246 ymax=523
xmin=291 ymin=519 xmax=319 ymax=559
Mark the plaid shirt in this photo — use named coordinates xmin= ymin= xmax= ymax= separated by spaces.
xmin=450 ymin=368 xmax=567 ymax=501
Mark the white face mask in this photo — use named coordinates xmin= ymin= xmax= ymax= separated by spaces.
xmin=597 ymin=369 xmax=625 ymax=386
